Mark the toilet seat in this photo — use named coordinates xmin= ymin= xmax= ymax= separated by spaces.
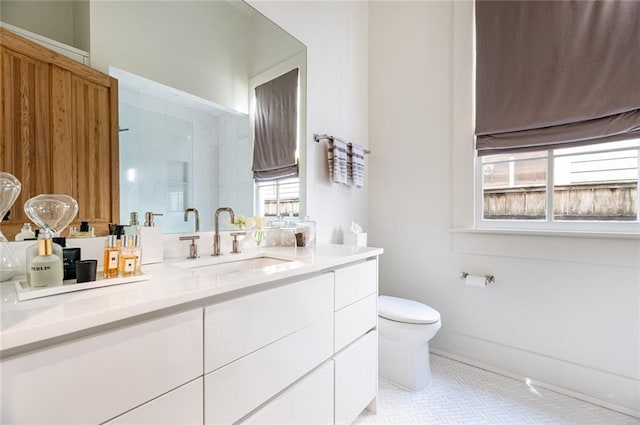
xmin=379 ymin=295 xmax=440 ymax=324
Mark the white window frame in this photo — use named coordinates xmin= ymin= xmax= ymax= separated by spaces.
xmin=475 ymin=143 xmax=640 ymax=234
xmin=255 ymin=178 xmax=300 ymax=218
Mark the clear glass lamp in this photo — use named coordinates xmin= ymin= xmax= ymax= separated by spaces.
xmin=0 ymin=172 xmax=22 ymax=281
xmin=23 ymin=194 xmax=79 ymax=236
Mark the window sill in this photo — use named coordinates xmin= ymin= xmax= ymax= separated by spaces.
xmin=451 ymin=227 xmax=639 ymax=266
xmin=451 ymin=227 xmax=640 ymax=240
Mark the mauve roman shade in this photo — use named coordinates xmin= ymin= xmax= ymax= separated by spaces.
xmin=252 ymin=68 xmax=299 ymax=180
xmin=475 ymin=0 xmax=640 ymax=156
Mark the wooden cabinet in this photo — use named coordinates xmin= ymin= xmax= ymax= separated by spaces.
xmin=0 ymin=28 xmax=119 ymax=239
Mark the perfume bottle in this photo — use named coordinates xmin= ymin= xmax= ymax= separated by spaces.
xmin=118 ymin=236 xmax=137 ymax=277
xmin=76 ymin=221 xmax=95 ymax=238
xmin=24 ymin=194 xmax=78 ymax=285
xmin=29 ymin=232 xmax=63 ymax=288
xmin=131 ymin=234 xmax=142 ymax=275
xmin=103 ymin=235 xmax=120 ymax=278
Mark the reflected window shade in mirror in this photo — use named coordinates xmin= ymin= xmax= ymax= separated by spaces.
xmin=475 ymin=0 xmax=640 ymax=156
xmin=252 ymin=68 xmax=299 ymax=181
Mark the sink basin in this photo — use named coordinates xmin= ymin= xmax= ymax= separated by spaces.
xmin=170 ymin=254 xmax=291 ymax=276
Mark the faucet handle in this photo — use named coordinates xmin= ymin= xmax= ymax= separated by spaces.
xmin=179 ymin=235 xmax=200 ymax=259
xmin=230 ymin=232 xmax=245 ymax=254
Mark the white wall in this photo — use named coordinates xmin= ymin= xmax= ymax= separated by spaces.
xmin=249 ymin=10 xmax=305 ymax=77
xmin=90 ymin=1 xmax=251 ymax=112
xmin=90 ymin=1 xmax=306 ymax=116
xmin=369 ymin=0 xmax=640 ymax=416
xmin=218 ymin=113 xmax=254 ymax=218
xmin=1 ymin=1 xmax=77 ymax=48
xmin=248 ymin=1 xmax=369 ymax=243
xmin=72 ymin=1 xmax=90 ymax=52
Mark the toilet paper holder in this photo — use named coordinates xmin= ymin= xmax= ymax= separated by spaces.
xmin=460 ymin=272 xmax=495 ymax=285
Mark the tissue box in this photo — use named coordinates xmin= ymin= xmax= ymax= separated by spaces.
xmin=344 ymin=232 xmax=367 ymax=247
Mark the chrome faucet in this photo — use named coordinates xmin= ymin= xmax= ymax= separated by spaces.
xmin=184 ymin=208 xmax=200 ymax=232
xmin=213 ymin=207 xmax=235 ymax=256
xmin=179 ymin=235 xmax=200 ymax=259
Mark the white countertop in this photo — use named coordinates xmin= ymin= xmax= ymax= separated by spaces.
xmin=0 ymin=244 xmax=382 ymax=356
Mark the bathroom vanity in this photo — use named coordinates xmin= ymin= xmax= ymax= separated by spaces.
xmin=0 ymin=244 xmax=382 ymax=425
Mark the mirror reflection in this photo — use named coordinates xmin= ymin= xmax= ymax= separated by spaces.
xmin=115 ymin=68 xmax=254 ymax=234
xmin=1 ymin=0 xmax=306 ymax=234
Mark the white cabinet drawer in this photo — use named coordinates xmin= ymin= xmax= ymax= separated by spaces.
xmin=335 ymin=293 xmax=377 ymax=352
xmin=242 ymin=361 xmax=334 ymax=425
xmin=334 ymin=259 xmax=377 ymax=310
xmin=205 ymin=316 xmax=334 ymax=425
xmin=105 ymin=378 xmax=203 ymax=425
xmin=205 ymin=273 xmax=333 ymax=373
xmin=335 ymin=331 xmax=378 ymax=425
xmin=1 ymin=309 xmax=203 ymax=425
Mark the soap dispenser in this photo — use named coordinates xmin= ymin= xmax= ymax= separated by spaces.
xmin=140 ymin=212 xmax=164 ymax=264
xmin=15 ymin=223 xmax=35 ymax=241
xmin=126 ymin=212 xmax=141 ymax=236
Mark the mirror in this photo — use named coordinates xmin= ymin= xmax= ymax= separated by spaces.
xmin=114 ymin=67 xmax=256 ymax=234
xmin=1 ymin=0 xmax=306 ymax=234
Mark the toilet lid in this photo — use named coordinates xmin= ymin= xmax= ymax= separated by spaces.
xmin=378 ymin=295 xmax=441 ymax=324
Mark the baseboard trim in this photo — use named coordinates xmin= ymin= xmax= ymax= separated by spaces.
xmin=430 ymin=348 xmax=640 ymax=420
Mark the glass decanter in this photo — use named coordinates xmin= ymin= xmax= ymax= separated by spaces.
xmin=24 ymin=194 xmax=79 ymax=236
xmin=0 ymin=172 xmax=22 ymax=281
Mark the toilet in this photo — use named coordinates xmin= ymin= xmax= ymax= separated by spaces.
xmin=378 ymin=295 xmax=442 ymax=391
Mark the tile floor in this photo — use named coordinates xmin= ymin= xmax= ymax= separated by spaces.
xmin=354 ymin=354 xmax=640 ymax=425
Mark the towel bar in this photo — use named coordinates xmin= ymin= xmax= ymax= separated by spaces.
xmin=313 ymin=133 xmax=371 ymax=154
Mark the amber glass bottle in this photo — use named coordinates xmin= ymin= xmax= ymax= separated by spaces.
xmin=103 ymin=235 xmax=120 ymax=278
xmin=118 ymin=236 xmax=137 ymax=277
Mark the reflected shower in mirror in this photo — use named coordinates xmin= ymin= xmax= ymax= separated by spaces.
xmin=115 ymin=69 xmax=254 ymax=234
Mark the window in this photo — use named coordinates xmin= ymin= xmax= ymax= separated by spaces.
xmin=477 ymin=140 xmax=640 ymax=231
xmin=473 ymin=2 xmax=640 ymax=232
xmin=256 ymin=177 xmax=300 ymax=218
xmin=249 ymin=56 xmax=305 ymax=220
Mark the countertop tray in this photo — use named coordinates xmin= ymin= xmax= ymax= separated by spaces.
xmin=15 ymin=273 xmax=152 ymax=301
